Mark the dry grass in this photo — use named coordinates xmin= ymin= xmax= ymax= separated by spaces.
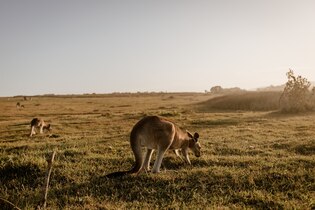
xmin=0 ymin=93 xmax=314 ymax=209
xmin=199 ymin=91 xmax=282 ymax=111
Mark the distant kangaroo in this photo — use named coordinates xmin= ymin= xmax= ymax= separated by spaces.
xmin=16 ymin=102 xmax=24 ymax=109
xmin=106 ymin=116 xmax=201 ymax=178
xmin=29 ymin=118 xmax=51 ymax=137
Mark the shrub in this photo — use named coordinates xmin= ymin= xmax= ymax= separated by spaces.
xmin=280 ymin=70 xmax=314 ymax=112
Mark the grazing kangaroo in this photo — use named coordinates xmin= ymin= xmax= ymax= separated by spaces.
xmin=30 ymin=118 xmax=51 ymax=137
xmin=16 ymin=102 xmax=24 ymax=109
xmin=106 ymin=116 xmax=201 ymax=178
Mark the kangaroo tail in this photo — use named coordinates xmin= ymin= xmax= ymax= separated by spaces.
xmin=105 ymin=128 xmax=143 ymax=179
xmin=105 ymin=170 xmax=131 ymax=178
xmin=129 ymin=129 xmax=143 ymax=174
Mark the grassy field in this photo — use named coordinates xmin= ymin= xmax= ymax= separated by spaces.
xmin=0 ymin=93 xmax=314 ymax=209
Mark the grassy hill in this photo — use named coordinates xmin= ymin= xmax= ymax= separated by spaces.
xmin=198 ymin=91 xmax=283 ymax=111
xmin=0 ymin=93 xmax=314 ymax=209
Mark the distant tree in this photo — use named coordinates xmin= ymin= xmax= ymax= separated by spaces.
xmin=311 ymin=87 xmax=315 ymax=105
xmin=210 ymin=86 xmax=223 ymax=94
xmin=280 ymin=69 xmax=313 ymax=112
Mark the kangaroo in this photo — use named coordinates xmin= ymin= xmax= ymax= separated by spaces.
xmin=30 ymin=118 xmax=51 ymax=137
xmin=16 ymin=102 xmax=25 ymax=110
xmin=106 ymin=116 xmax=201 ymax=178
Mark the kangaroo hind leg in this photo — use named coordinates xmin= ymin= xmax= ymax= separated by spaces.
xmin=143 ymin=149 xmax=154 ymax=172
xmin=152 ymin=148 xmax=167 ymax=173
xmin=30 ymin=126 xmax=36 ymax=137
xmin=39 ymin=125 xmax=44 ymax=134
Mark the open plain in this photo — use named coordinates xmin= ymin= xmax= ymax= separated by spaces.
xmin=0 ymin=93 xmax=314 ymax=209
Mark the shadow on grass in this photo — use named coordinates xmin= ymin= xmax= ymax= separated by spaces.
xmin=1 ymin=158 xmax=313 ymax=209
xmin=7 ymin=162 xmax=310 ymax=209
xmin=81 ymin=169 xmax=288 ymax=209
xmin=0 ymin=162 xmax=43 ymax=189
xmin=4 ymin=145 xmax=30 ymax=154
xmin=190 ymin=119 xmax=239 ymax=128
xmin=272 ymin=142 xmax=315 ymax=156
xmin=293 ymin=144 xmax=315 ymax=155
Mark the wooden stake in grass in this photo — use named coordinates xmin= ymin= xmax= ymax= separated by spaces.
xmin=38 ymin=151 xmax=56 ymax=210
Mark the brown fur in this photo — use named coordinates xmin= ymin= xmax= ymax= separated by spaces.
xmin=106 ymin=116 xmax=200 ymax=178
xmin=29 ymin=118 xmax=51 ymax=137
xmin=16 ymin=102 xmax=24 ymax=109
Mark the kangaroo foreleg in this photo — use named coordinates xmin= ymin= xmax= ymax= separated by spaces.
xmin=182 ymin=149 xmax=191 ymax=165
xmin=174 ymin=149 xmax=184 ymax=161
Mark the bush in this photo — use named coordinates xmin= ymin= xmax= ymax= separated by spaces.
xmin=280 ymin=70 xmax=314 ymax=112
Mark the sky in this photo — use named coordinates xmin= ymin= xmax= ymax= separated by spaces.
xmin=1 ymin=0 xmax=315 ymax=96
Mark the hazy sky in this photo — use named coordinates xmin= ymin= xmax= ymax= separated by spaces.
xmin=1 ymin=0 xmax=315 ymax=96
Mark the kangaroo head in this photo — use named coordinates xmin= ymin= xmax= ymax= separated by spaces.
xmin=187 ymin=131 xmax=201 ymax=157
xmin=45 ymin=124 xmax=52 ymax=131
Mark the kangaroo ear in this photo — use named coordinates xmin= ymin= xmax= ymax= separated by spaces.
xmin=194 ymin=132 xmax=199 ymax=140
xmin=187 ymin=131 xmax=193 ymax=138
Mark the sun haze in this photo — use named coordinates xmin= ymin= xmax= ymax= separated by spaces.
xmin=1 ymin=0 xmax=315 ymax=96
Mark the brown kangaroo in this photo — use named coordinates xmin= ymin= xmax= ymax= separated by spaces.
xmin=106 ymin=115 xmax=201 ymax=178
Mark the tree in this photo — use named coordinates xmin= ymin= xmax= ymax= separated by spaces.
xmin=280 ymin=69 xmax=312 ymax=112
xmin=210 ymin=86 xmax=223 ymax=94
